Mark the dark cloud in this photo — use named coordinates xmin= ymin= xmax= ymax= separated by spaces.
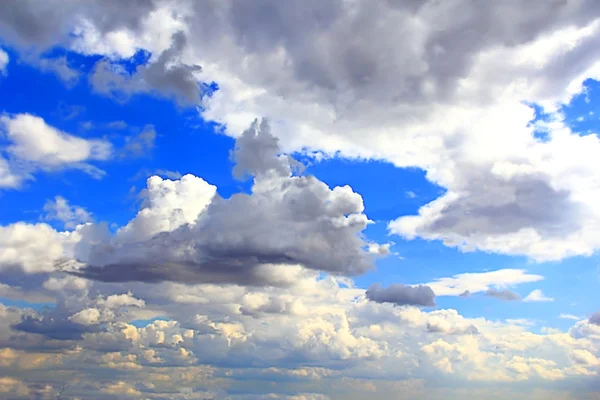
xmin=12 ymin=315 xmax=98 ymax=340
xmin=366 ymin=283 xmax=435 ymax=307
xmin=67 ymin=119 xmax=375 ymax=286
xmin=120 ymin=125 xmax=156 ymax=158
xmin=485 ymin=288 xmax=522 ymax=301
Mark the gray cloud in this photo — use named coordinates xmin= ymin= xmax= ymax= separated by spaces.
xmin=366 ymin=283 xmax=436 ymax=307
xmin=589 ymin=311 xmax=600 ymax=325
xmin=68 ymin=119 xmax=375 ymax=286
xmin=90 ymin=32 xmax=203 ymax=105
xmin=485 ymin=288 xmax=522 ymax=301
xmin=0 ymin=0 xmax=155 ymax=48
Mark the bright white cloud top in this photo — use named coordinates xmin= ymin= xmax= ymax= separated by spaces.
xmin=0 ymin=0 xmax=599 ymax=399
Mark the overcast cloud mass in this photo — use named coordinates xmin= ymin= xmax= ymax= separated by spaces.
xmin=1 ymin=0 xmax=600 ymax=398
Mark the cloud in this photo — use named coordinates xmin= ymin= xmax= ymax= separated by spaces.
xmin=43 ymin=196 xmax=92 ymax=229
xmin=425 ymin=269 xmax=544 ymax=297
xmin=61 ymin=119 xmax=375 ymax=286
xmin=120 ymin=125 xmax=156 ymax=158
xmin=0 ymin=222 xmax=78 ymax=274
xmin=560 ymin=314 xmax=580 ymax=321
xmin=20 ymin=54 xmax=81 ymax=85
xmin=12 ymin=314 xmax=98 ymax=340
xmin=0 ymin=48 xmax=8 ymax=75
xmin=485 ymin=288 xmax=522 ymax=301
xmin=4 ymin=0 xmax=600 ymax=262
xmin=366 ymin=283 xmax=436 ymax=307
xmin=0 ymin=113 xmax=113 ymax=187
xmin=524 ymin=289 xmax=554 ymax=303
xmin=2 ymin=113 xmax=111 ymax=166
xmin=588 ymin=311 xmax=600 ymax=325
xmin=89 ymin=31 xmax=202 ymax=105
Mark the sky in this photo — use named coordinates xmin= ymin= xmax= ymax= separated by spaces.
xmin=0 ymin=1 xmax=600 ymax=399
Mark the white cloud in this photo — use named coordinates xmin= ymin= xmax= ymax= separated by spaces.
xmin=2 ymin=113 xmax=111 ymax=167
xmin=524 ymin=289 xmax=555 ymax=303
xmin=425 ymin=269 xmax=544 ymax=297
xmin=560 ymin=314 xmax=581 ymax=321
xmin=0 ymin=222 xmax=78 ymax=273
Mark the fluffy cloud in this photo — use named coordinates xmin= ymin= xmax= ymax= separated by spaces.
xmin=3 ymin=1 xmax=600 ymax=398
xmin=588 ymin=312 xmax=600 ymax=325
xmin=0 ymin=222 xmax=78 ymax=273
xmin=68 ymin=119 xmax=376 ymax=285
xmin=0 ymin=273 xmax=598 ymax=399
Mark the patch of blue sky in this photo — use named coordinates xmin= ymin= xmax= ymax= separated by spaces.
xmin=0 ymin=297 xmax=55 ymax=311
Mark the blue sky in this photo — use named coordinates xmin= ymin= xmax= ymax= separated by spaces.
xmin=1 ymin=52 xmax=595 ymax=328
xmin=1 ymin=2 xmax=600 ymax=399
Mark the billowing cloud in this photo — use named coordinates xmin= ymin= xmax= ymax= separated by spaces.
xmin=41 ymin=119 xmax=377 ymax=286
xmin=3 ymin=0 xmax=600 ymax=260
xmin=524 ymin=289 xmax=554 ymax=303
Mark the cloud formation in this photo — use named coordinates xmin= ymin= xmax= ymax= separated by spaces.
xmin=31 ymin=119 xmax=377 ymax=286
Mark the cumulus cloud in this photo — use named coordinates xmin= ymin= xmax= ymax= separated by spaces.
xmin=366 ymin=283 xmax=436 ymax=307
xmin=52 ymin=119 xmax=377 ymax=286
xmin=4 ymin=0 xmax=600 ymax=261
xmin=588 ymin=311 xmax=600 ymax=325
xmin=425 ymin=269 xmax=544 ymax=297
xmin=120 ymin=125 xmax=157 ymax=158
xmin=3 ymin=1 xmax=600 ymax=398
xmin=0 ymin=222 xmax=78 ymax=274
